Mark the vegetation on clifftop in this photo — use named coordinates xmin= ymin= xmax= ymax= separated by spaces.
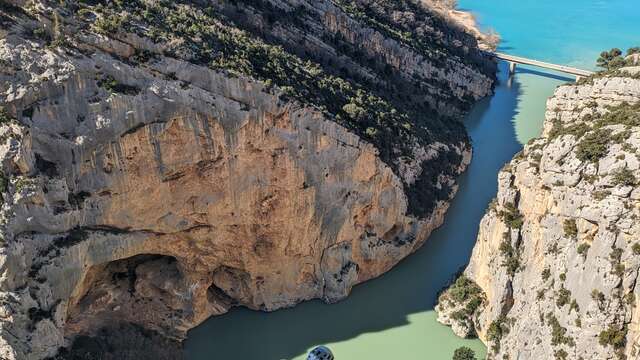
xmin=578 ymin=46 xmax=640 ymax=84
xmin=36 ymin=0 xmax=495 ymax=217
xmin=548 ymin=100 xmax=640 ymax=164
xmin=597 ymin=47 xmax=640 ymax=71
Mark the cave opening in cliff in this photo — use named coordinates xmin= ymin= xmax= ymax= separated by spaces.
xmin=65 ymin=254 xmax=190 ymax=341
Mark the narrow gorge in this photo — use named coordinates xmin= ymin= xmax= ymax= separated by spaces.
xmin=0 ymin=0 xmax=496 ymax=359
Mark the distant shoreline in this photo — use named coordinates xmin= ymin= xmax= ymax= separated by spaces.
xmin=449 ymin=8 xmax=498 ymax=51
xmin=426 ymin=1 xmax=498 ymax=51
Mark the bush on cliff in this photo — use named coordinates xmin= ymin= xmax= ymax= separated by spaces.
xmin=598 ymin=325 xmax=627 ymax=349
xmin=452 ymin=346 xmax=476 ymax=360
xmin=597 ymin=48 xmax=625 ymax=70
xmin=579 ymin=46 xmax=640 ymax=84
xmin=563 ymin=219 xmax=578 ymax=239
xmin=612 ymin=167 xmax=636 ymax=187
xmin=499 ymin=203 xmax=523 ymax=229
xmin=576 ymin=129 xmax=609 ymax=162
xmin=447 ymin=275 xmax=482 ymax=304
xmin=0 ymin=106 xmax=14 ymax=125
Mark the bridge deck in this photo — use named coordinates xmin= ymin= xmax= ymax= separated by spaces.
xmin=493 ymin=52 xmax=594 ymax=77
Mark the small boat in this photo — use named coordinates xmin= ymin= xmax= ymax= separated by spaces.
xmin=307 ymin=345 xmax=334 ymax=360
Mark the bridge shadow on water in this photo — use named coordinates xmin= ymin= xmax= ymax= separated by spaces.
xmin=184 ymin=62 xmax=524 ymax=360
xmin=514 ymin=67 xmax=575 ymax=83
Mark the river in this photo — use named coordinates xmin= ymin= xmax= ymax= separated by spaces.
xmin=184 ymin=1 xmax=640 ymax=359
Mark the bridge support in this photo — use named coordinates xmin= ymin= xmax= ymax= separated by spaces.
xmin=575 ymin=75 xmax=582 ymax=82
xmin=508 ymin=62 xmax=516 ymax=76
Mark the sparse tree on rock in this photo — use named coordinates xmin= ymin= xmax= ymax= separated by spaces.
xmin=452 ymin=346 xmax=477 ymax=360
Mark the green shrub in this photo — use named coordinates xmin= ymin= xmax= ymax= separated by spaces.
xmin=606 ymin=247 xmax=625 ymax=277
xmin=547 ymin=313 xmax=575 ymax=346
xmin=77 ymin=8 xmax=92 ymax=17
xmin=465 ymin=296 xmax=483 ymax=314
xmin=499 ymin=202 xmax=524 ymax=229
xmin=593 ymin=190 xmax=611 ymax=200
xmin=598 ymin=325 xmax=627 ymax=348
xmin=32 ymin=27 xmax=50 ymax=42
xmin=499 ymin=239 xmax=520 ymax=276
xmin=597 ymin=48 xmax=624 ymax=70
xmin=548 ymin=120 xmax=590 ymax=140
xmin=98 ymin=75 xmax=140 ymax=95
xmin=547 ymin=243 xmax=560 ymax=256
xmin=577 ymin=243 xmax=590 ymax=258
xmin=14 ymin=177 xmax=35 ymax=193
xmin=597 ymin=102 xmax=640 ymax=128
xmin=486 ymin=316 xmax=509 ymax=353
xmin=0 ymin=106 xmax=14 ymax=125
xmin=563 ymin=219 xmax=578 ymax=238
xmin=94 ymin=13 xmax=127 ymax=34
xmin=610 ymin=247 xmax=623 ymax=262
xmin=452 ymin=347 xmax=476 ymax=360
xmin=591 ymin=289 xmax=606 ymax=310
xmin=556 ymin=287 xmax=571 ymax=308
xmin=576 ymin=129 xmax=610 ymax=162
xmin=632 ymin=243 xmax=640 ymax=255
xmin=0 ymin=171 xmax=7 ymax=202
xmin=542 ymin=268 xmax=551 ymax=281
xmin=611 ymin=263 xmax=625 ymax=277
xmin=342 ymin=103 xmax=366 ymax=121
xmin=611 ymin=167 xmax=636 ymax=187
xmin=625 ymin=293 xmax=636 ymax=306
xmin=554 ymin=349 xmax=568 ymax=360
xmin=447 ymin=275 xmax=482 ymax=304
xmin=569 ymin=299 xmax=580 ymax=313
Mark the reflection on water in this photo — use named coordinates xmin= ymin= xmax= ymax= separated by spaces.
xmin=185 ymin=63 xmax=522 ymax=360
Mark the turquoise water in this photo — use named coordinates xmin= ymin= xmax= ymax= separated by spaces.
xmin=185 ymin=2 xmax=640 ymax=359
xmin=460 ymin=0 xmax=640 ymax=144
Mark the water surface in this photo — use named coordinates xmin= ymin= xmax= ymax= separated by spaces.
xmin=185 ymin=1 xmax=640 ymax=358
xmin=461 ymin=0 xmax=640 ymax=144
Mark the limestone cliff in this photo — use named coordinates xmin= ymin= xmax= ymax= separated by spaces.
xmin=0 ymin=0 xmax=495 ymax=358
xmin=437 ymin=68 xmax=640 ymax=359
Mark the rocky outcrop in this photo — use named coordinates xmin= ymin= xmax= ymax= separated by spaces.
xmin=438 ymin=71 xmax=640 ymax=359
xmin=0 ymin=0 xmax=495 ymax=358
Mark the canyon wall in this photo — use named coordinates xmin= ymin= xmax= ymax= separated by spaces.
xmin=438 ymin=69 xmax=640 ymax=359
xmin=0 ymin=0 xmax=495 ymax=358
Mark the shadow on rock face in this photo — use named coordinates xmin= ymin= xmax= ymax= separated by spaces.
xmin=52 ymin=323 xmax=183 ymax=360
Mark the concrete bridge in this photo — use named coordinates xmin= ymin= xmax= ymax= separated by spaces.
xmin=491 ymin=52 xmax=595 ymax=81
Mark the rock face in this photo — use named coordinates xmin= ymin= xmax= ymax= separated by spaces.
xmin=437 ymin=72 xmax=640 ymax=359
xmin=0 ymin=0 xmax=495 ymax=358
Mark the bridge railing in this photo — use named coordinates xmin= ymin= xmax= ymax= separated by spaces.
xmin=487 ymin=52 xmax=594 ymax=80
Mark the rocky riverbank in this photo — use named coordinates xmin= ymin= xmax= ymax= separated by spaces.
xmin=438 ymin=60 xmax=640 ymax=359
